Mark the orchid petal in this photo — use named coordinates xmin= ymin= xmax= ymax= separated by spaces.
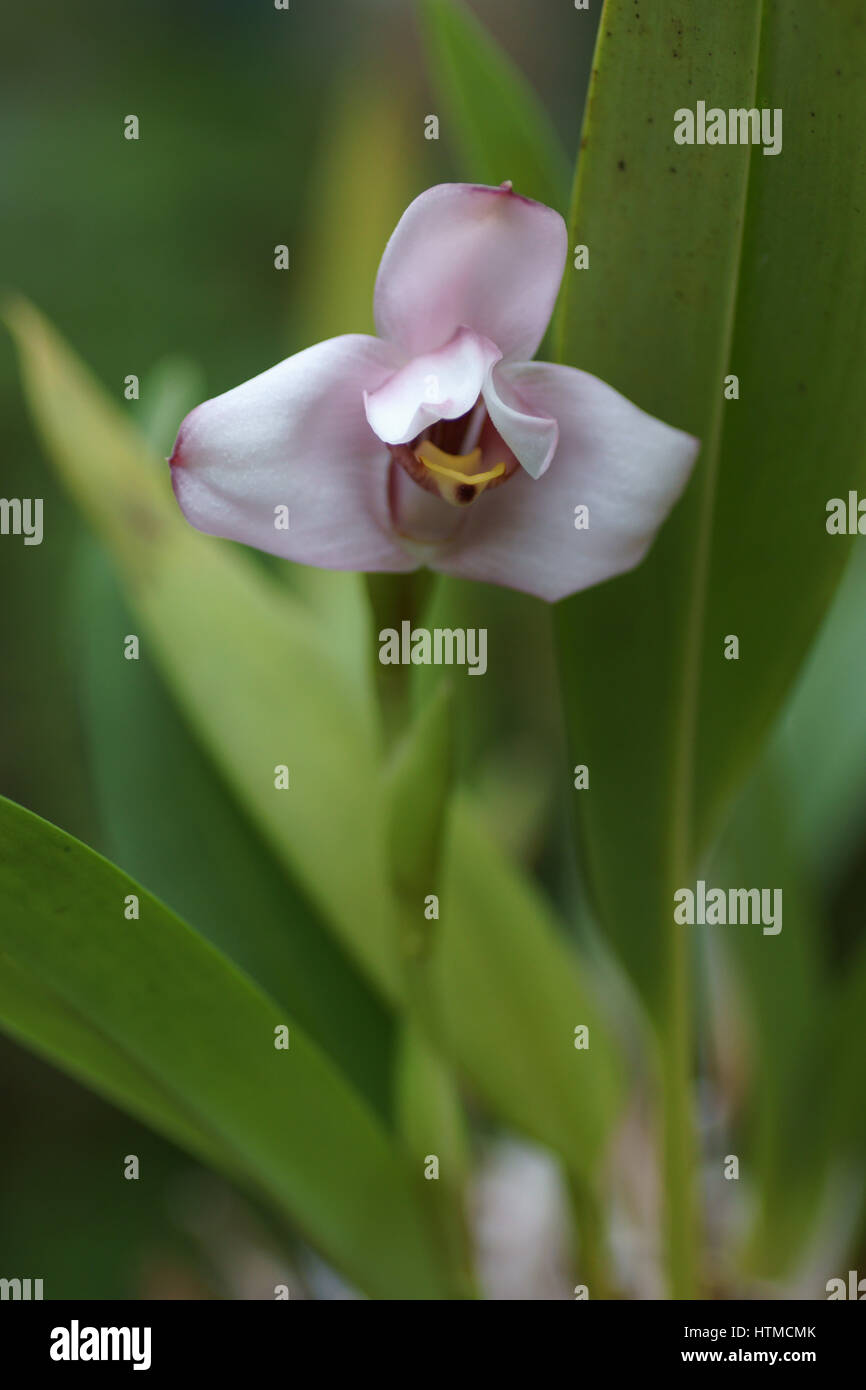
xmin=364 ymin=327 xmax=500 ymax=446
xmin=482 ymin=362 xmax=559 ymax=480
xmin=374 ymin=183 xmax=567 ymax=362
xmin=435 ymin=362 xmax=700 ymax=602
xmin=170 ymin=335 xmax=415 ymax=573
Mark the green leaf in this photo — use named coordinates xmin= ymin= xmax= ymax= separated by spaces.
xmin=384 ymin=629 xmax=620 ymax=1189
xmin=4 ymin=296 xmax=399 ymax=1003
xmin=418 ymin=0 xmax=572 ymax=211
xmin=432 ymin=793 xmax=622 ymax=1181
xmin=762 ymin=544 xmax=866 ymax=889
xmin=292 ymin=64 xmax=416 ymax=341
xmin=711 ymin=770 xmax=831 ymax=1277
xmin=395 ymin=1024 xmax=469 ymax=1187
xmin=704 ymin=540 xmax=866 ymax=1271
xmin=828 ymin=937 xmax=866 ymax=1159
xmin=0 ymin=957 xmax=242 ymax=1181
xmin=386 ymin=679 xmax=455 ymax=946
xmin=394 ymin=1021 xmax=474 ymax=1296
xmin=282 ymin=563 xmax=383 ymax=722
xmin=75 ymin=539 xmax=395 ymax=1119
xmin=136 ymin=355 xmax=206 ymax=459
xmin=554 ymin=2 xmax=866 ymax=1011
xmin=0 ymin=796 xmax=456 ymax=1300
xmin=386 ymin=681 xmax=475 ymax=1291
xmin=0 ymin=1040 xmax=205 ymax=1298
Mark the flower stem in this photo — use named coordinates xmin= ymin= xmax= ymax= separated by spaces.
xmin=567 ymin=1173 xmax=612 ymax=1299
xmin=368 ymin=568 xmax=475 ymax=1296
xmin=365 ymin=568 xmax=435 ymax=738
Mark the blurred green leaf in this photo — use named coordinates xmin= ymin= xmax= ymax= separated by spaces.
xmin=554 ymin=2 xmax=866 ymax=1012
xmin=395 ymin=1023 xmax=469 ymax=1189
xmin=0 ymin=796 xmax=456 ymax=1299
xmin=394 ymin=1021 xmax=474 ymax=1296
xmin=281 ymin=563 xmax=382 ymax=722
xmin=694 ymin=537 xmax=866 ymax=1279
xmin=761 ymin=544 xmax=866 ymax=889
xmin=75 ymin=540 xmax=395 ymax=1119
xmin=828 ymin=937 xmax=866 ymax=1159
xmin=136 ymin=355 xmax=206 ymax=460
xmin=4 ymin=296 xmax=399 ymax=1002
xmin=418 ymin=0 xmax=571 ymax=211
xmin=711 ymin=770 xmax=831 ymax=1278
xmin=710 ymin=543 xmax=866 ymax=1272
xmin=294 ymin=66 xmax=416 ymax=341
xmin=0 ymin=1038 xmax=210 ymax=1299
xmin=433 ymin=793 xmax=622 ymax=1181
xmin=386 ymin=667 xmax=620 ymax=1188
xmin=0 ymin=956 xmax=241 ymax=1181
xmin=386 ymin=680 xmax=474 ymax=1291
xmin=386 ymin=679 xmax=455 ymax=942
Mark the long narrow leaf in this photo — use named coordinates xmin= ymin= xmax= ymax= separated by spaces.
xmin=554 ymin=2 xmax=866 ymax=1012
xmin=0 ymin=796 xmax=455 ymax=1299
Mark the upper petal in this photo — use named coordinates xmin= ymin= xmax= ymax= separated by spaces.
xmin=364 ymin=327 xmax=500 ymax=445
xmin=374 ymin=183 xmax=568 ymax=362
xmin=435 ymin=362 xmax=700 ymax=602
xmin=170 ymin=335 xmax=416 ymax=574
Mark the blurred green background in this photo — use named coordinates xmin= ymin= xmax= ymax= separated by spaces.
xmin=0 ymin=0 xmax=597 ymax=1298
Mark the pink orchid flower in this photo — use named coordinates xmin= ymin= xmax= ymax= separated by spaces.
xmin=170 ymin=182 xmax=698 ymax=602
